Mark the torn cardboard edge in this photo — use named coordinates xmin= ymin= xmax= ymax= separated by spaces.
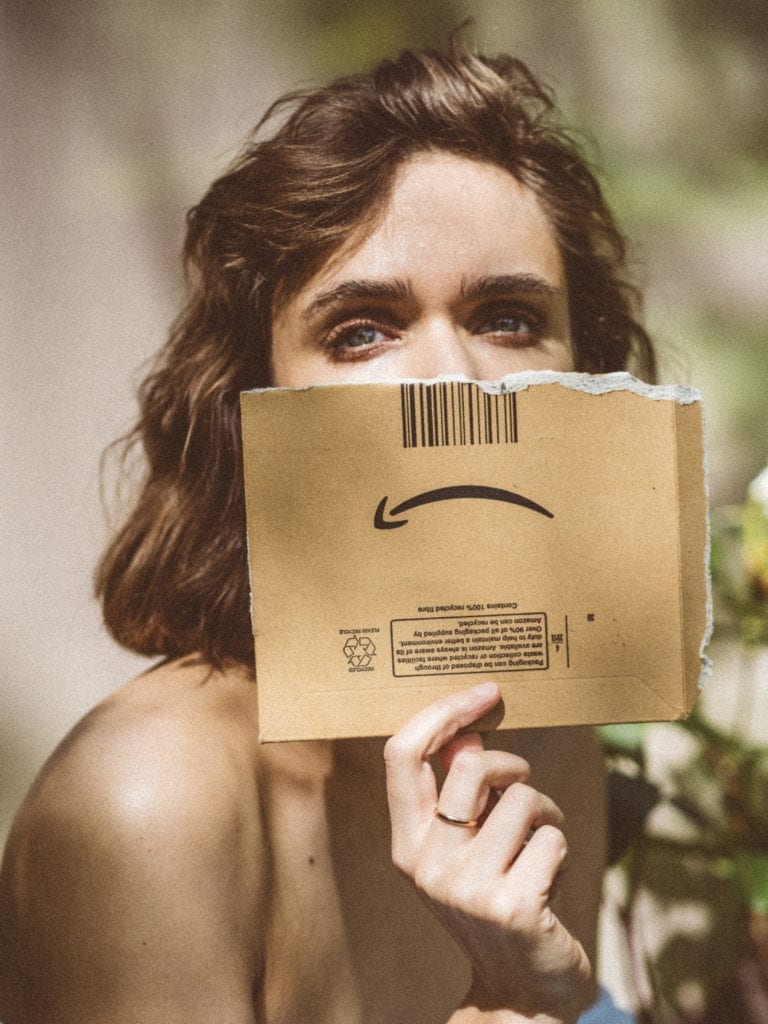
xmin=241 ymin=372 xmax=712 ymax=741
xmin=248 ymin=369 xmax=701 ymax=404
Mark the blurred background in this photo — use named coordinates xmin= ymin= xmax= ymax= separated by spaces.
xmin=2 ymin=2 xmax=767 ymax=1020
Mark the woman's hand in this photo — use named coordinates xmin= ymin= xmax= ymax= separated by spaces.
xmin=383 ymin=683 xmax=592 ymax=1024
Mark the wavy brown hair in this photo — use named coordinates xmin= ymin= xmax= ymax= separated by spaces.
xmin=96 ymin=39 xmax=657 ymax=668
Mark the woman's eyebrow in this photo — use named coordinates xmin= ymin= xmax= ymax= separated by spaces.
xmin=460 ymin=273 xmax=561 ymax=302
xmin=301 ymin=278 xmax=412 ymax=320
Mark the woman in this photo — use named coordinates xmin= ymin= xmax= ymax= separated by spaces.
xmin=0 ymin=40 xmax=652 ymax=1023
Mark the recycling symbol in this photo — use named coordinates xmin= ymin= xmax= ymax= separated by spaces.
xmin=343 ymin=634 xmax=377 ymax=668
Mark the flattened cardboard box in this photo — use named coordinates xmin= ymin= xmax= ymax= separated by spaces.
xmin=241 ymin=372 xmax=710 ymax=742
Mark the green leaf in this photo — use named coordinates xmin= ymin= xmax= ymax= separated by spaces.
xmin=599 ymin=723 xmax=647 ymax=757
xmin=733 ymin=850 xmax=768 ymax=911
xmin=743 ymin=498 xmax=768 ymax=599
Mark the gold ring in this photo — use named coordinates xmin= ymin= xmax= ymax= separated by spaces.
xmin=434 ymin=806 xmax=479 ymax=828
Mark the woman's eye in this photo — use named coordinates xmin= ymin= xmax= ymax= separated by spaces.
xmin=324 ymin=319 xmax=396 ymax=358
xmin=473 ymin=308 xmax=541 ymax=342
xmin=339 ymin=326 xmax=385 ymax=348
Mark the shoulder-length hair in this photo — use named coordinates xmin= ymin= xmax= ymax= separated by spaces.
xmin=96 ymin=39 xmax=657 ymax=668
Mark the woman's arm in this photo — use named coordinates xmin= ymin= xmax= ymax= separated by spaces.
xmin=0 ymin=699 xmax=266 ymax=1024
xmin=384 ymin=684 xmax=593 ymax=1024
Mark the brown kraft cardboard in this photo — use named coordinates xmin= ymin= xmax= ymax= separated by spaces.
xmin=240 ymin=372 xmax=710 ymax=742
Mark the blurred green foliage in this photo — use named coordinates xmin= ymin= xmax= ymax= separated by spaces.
xmin=601 ymin=472 xmax=768 ymax=1018
xmin=277 ymin=0 xmax=465 ymax=76
xmin=712 ymin=503 xmax=768 ymax=646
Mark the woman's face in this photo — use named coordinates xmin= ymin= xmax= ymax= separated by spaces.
xmin=271 ymin=152 xmax=573 ymax=387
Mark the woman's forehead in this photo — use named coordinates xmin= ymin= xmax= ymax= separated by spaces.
xmin=277 ymin=152 xmax=566 ymax=318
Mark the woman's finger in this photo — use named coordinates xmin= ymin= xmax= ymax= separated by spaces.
xmin=436 ymin=730 xmax=485 ymax=775
xmin=470 ymin=783 xmax=564 ymax=874
xmin=433 ymin=748 xmax=531 ymax=849
xmin=505 ymin=823 xmax=569 ymax=902
xmin=384 ymin=683 xmax=500 ymax=849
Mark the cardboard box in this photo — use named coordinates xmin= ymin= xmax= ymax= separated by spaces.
xmin=241 ymin=372 xmax=710 ymax=742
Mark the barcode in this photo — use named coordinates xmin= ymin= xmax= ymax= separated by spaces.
xmin=400 ymin=382 xmax=518 ymax=448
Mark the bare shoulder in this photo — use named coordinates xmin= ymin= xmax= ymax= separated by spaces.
xmin=11 ymin=656 xmax=264 ymax=852
xmin=0 ymin=657 xmax=266 ymax=1023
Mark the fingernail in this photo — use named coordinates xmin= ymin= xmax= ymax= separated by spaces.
xmin=472 ymin=682 xmax=498 ymax=699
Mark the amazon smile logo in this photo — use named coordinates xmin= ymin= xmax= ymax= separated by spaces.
xmin=374 ymin=485 xmax=554 ymax=530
